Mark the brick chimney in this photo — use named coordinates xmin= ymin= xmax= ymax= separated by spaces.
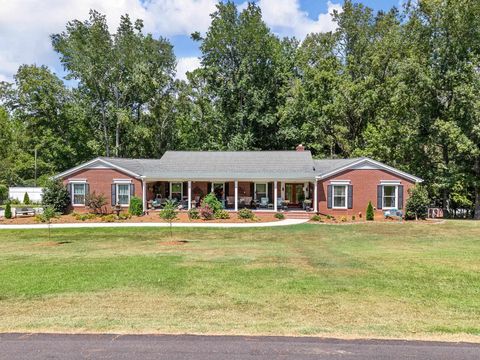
xmin=296 ymin=144 xmax=305 ymax=152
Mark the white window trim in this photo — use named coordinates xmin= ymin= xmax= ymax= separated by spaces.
xmin=71 ymin=182 xmax=87 ymax=206
xmin=254 ymin=182 xmax=268 ymax=201
xmin=116 ymin=183 xmax=131 ymax=207
xmin=211 ymin=182 xmax=225 ymax=200
xmin=332 ymin=184 xmax=348 ymax=209
xmin=113 ymin=179 xmax=133 ymax=184
xmin=330 ymin=180 xmax=351 ymax=185
xmin=382 ymin=185 xmax=398 ymax=210
xmin=169 ymin=182 xmax=183 ymax=201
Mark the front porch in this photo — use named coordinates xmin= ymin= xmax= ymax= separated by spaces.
xmin=142 ymin=180 xmax=317 ymax=213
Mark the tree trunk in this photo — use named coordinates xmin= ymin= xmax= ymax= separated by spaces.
xmin=101 ymin=103 xmax=110 ymax=157
xmin=474 ymin=157 xmax=480 ymax=220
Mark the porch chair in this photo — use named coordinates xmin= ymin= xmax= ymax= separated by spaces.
xmin=259 ymin=197 xmax=269 ymax=209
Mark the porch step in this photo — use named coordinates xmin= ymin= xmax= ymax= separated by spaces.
xmin=284 ymin=212 xmax=312 ymax=219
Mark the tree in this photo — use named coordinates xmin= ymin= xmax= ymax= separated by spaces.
xmin=41 ymin=180 xmax=70 ymax=214
xmin=366 ymin=201 xmax=374 ymax=221
xmin=0 ymin=184 xmax=8 ymax=205
xmin=159 ymin=199 xmax=178 ymax=237
xmin=37 ymin=206 xmax=58 ymax=241
xmin=129 ymin=196 xmax=143 ymax=216
xmin=23 ymin=192 xmax=30 ymax=205
xmin=4 ymin=202 xmax=12 ymax=219
xmin=405 ymin=186 xmax=430 ymax=220
xmin=52 ymin=11 xmax=176 ymax=158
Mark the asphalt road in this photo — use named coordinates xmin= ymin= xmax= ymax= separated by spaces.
xmin=0 ymin=333 xmax=479 ymax=360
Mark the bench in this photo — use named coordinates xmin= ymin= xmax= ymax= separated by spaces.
xmin=383 ymin=208 xmax=403 ymax=220
xmin=15 ymin=207 xmax=36 ymax=217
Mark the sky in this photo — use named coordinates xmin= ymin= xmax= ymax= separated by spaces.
xmin=0 ymin=0 xmax=401 ymax=83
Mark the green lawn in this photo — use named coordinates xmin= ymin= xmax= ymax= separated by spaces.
xmin=0 ymin=221 xmax=479 ymax=341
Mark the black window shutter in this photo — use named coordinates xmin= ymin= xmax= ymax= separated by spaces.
xmin=398 ymin=185 xmax=404 ymax=209
xmin=225 ymin=182 xmax=230 ymax=196
xmin=348 ymin=185 xmax=353 ymax=209
xmin=250 ymin=183 xmax=255 ymax=197
xmin=327 ymin=185 xmax=332 ymax=209
xmin=85 ymin=183 xmax=90 ymax=196
xmin=268 ymin=182 xmax=273 ymax=202
xmin=130 ymin=183 xmax=135 ymax=197
xmin=377 ymin=185 xmax=383 ymax=209
xmin=207 ymin=182 xmax=212 ymax=194
xmin=111 ymin=184 xmax=116 ymax=206
xmin=183 ymin=182 xmax=188 ymax=197
xmin=67 ymin=183 xmax=72 ymax=202
xmin=165 ymin=182 xmax=170 ymax=198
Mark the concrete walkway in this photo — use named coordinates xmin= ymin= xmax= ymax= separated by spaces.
xmin=0 ymin=218 xmax=308 ymax=230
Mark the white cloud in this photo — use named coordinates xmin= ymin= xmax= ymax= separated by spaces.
xmin=176 ymin=56 xmax=201 ymax=80
xmin=256 ymin=0 xmax=342 ymax=39
xmin=0 ymin=0 xmax=216 ymax=82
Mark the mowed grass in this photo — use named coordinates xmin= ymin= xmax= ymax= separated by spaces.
xmin=0 ymin=221 xmax=479 ymax=340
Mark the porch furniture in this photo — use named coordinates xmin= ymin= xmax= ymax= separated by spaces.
xmin=259 ymin=197 xmax=269 ymax=209
xmin=303 ymin=199 xmax=312 ymax=211
xmin=277 ymin=197 xmax=287 ymax=211
xmin=15 ymin=207 xmax=36 ymax=217
xmin=384 ymin=208 xmax=403 ymax=220
xmin=227 ymin=196 xmax=235 ymax=208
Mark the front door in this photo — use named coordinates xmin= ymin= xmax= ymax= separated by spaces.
xmin=285 ymin=184 xmax=304 ymax=206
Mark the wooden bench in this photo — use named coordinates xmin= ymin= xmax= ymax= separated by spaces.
xmin=15 ymin=207 xmax=36 ymax=217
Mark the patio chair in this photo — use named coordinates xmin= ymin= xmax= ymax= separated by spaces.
xmin=259 ymin=197 xmax=269 ymax=209
xmin=277 ymin=197 xmax=287 ymax=211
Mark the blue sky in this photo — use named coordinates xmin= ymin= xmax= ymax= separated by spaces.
xmin=0 ymin=1 xmax=402 ymax=82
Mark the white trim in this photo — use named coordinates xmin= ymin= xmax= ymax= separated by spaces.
xmin=142 ymin=179 xmax=147 ymax=213
xmin=382 ymin=184 xmax=398 ymax=210
xmin=380 ymin=180 xmax=401 ymax=185
xmin=316 ymin=158 xmax=423 ymax=183
xmin=71 ymin=182 xmax=87 ymax=206
xmin=54 ymin=157 xmax=142 ymax=180
xmin=254 ymin=182 xmax=268 ymax=201
xmin=234 ymin=180 xmax=239 ymax=211
xmin=169 ymin=182 xmax=183 ymax=201
xmin=116 ymin=183 xmax=131 ymax=207
xmin=330 ymin=180 xmax=351 ymax=185
xmin=68 ymin=179 xmax=87 ymax=183
xmin=113 ymin=179 xmax=133 ymax=184
xmin=332 ymin=184 xmax=348 ymax=209
xmin=314 ymin=179 xmax=318 ymax=213
xmin=274 ymin=180 xmax=278 ymax=211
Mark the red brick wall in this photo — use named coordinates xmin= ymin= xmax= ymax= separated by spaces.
xmin=317 ymin=169 xmax=416 ymax=218
xmin=62 ymin=168 xmax=142 ymax=212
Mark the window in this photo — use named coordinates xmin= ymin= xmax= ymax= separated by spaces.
xmin=383 ymin=185 xmax=397 ymax=209
xmin=333 ymin=185 xmax=347 ymax=209
xmin=72 ymin=183 xmax=86 ymax=205
xmin=212 ymin=183 xmax=224 ymax=200
xmin=255 ymin=183 xmax=267 ymax=200
xmin=117 ymin=184 xmax=130 ymax=205
xmin=171 ymin=182 xmax=182 ymax=201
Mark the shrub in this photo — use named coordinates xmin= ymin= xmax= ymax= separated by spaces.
xmin=215 ymin=209 xmax=230 ymax=219
xmin=102 ymin=214 xmax=116 ymax=222
xmin=238 ymin=208 xmax=254 ymax=220
xmin=42 ymin=180 xmax=70 ymax=214
xmin=200 ymin=204 xmax=215 ymax=220
xmin=351 ymin=215 xmax=356 ymax=221
xmin=159 ymin=200 xmax=178 ymax=236
xmin=310 ymin=214 xmax=321 ymax=222
xmin=10 ymin=198 xmax=20 ymax=205
xmin=188 ymin=208 xmax=200 ymax=220
xmin=74 ymin=213 xmax=97 ymax=221
xmin=340 ymin=216 xmax=347 ymax=222
xmin=201 ymin=193 xmax=223 ymax=213
xmin=118 ymin=212 xmax=131 ymax=220
xmin=274 ymin=212 xmax=285 ymax=220
xmin=325 ymin=214 xmax=332 ymax=220
xmin=23 ymin=192 xmax=30 ymax=205
xmin=129 ymin=196 xmax=143 ymax=216
xmin=366 ymin=201 xmax=374 ymax=221
xmin=405 ymin=185 xmax=429 ymax=220
xmin=0 ymin=184 xmax=8 ymax=205
xmin=86 ymin=191 xmax=107 ymax=214
xmin=4 ymin=202 xmax=12 ymax=219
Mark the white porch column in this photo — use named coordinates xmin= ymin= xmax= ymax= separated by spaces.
xmin=234 ymin=180 xmax=238 ymax=211
xmin=142 ymin=178 xmax=147 ymax=213
xmin=314 ymin=179 xmax=318 ymax=213
xmin=274 ymin=180 xmax=278 ymax=211
xmin=187 ymin=181 xmax=192 ymax=210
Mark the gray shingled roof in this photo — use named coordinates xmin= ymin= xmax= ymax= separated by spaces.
xmin=133 ymin=151 xmax=317 ymax=180
xmin=313 ymin=158 xmax=363 ymax=175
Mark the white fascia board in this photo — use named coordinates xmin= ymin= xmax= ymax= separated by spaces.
xmin=53 ymin=158 xmax=142 ymax=180
xmin=316 ymin=158 xmax=423 ymax=183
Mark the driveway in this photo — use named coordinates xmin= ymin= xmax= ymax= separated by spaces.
xmin=0 ymin=333 xmax=478 ymax=360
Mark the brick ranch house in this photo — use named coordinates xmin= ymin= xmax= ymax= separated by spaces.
xmin=54 ymin=146 xmax=422 ymax=216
